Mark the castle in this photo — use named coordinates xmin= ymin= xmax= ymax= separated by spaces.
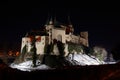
xmin=21 ymin=17 xmax=89 ymax=57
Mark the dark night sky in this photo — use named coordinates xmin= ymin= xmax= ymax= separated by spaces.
xmin=1 ymin=3 xmax=120 ymax=52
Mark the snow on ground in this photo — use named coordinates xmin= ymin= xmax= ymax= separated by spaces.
xmin=105 ymin=61 xmax=117 ymax=64
xmin=10 ymin=53 xmax=116 ymax=72
xmin=10 ymin=60 xmax=50 ymax=72
xmin=66 ymin=53 xmax=105 ymax=65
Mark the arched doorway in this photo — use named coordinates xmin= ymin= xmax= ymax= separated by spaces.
xmin=57 ymin=34 xmax=62 ymax=42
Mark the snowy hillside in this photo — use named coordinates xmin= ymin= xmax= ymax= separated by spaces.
xmin=10 ymin=53 xmax=107 ymax=71
xmin=66 ymin=53 xmax=105 ymax=65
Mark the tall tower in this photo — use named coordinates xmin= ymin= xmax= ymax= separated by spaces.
xmin=67 ymin=15 xmax=74 ymax=34
xmin=45 ymin=17 xmax=54 ymax=44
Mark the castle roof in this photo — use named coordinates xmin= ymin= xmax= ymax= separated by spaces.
xmin=26 ymin=30 xmax=48 ymax=37
xmin=45 ymin=16 xmax=72 ymax=28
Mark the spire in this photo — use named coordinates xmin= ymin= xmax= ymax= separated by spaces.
xmin=68 ymin=15 xmax=73 ymax=28
xmin=45 ymin=9 xmax=54 ymax=25
xmin=49 ymin=16 xmax=53 ymax=25
xmin=53 ymin=14 xmax=57 ymax=25
xmin=67 ymin=13 xmax=74 ymax=33
xmin=45 ymin=13 xmax=50 ymax=25
xmin=25 ymin=32 xmax=29 ymax=37
xmin=47 ymin=13 xmax=57 ymax=25
xmin=45 ymin=14 xmax=54 ymax=25
xmin=45 ymin=9 xmax=58 ymax=26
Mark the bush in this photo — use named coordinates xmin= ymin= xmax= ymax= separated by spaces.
xmin=68 ymin=42 xmax=83 ymax=53
xmin=93 ymin=46 xmax=108 ymax=61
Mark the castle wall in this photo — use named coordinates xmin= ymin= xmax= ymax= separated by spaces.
xmin=21 ymin=36 xmax=49 ymax=55
xmin=35 ymin=36 xmax=46 ymax=55
xmin=70 ymin=35 xmax=80 ymax=44
xmin=79 ymin=37 xmax=89 ymax=47
xmin=80 ymin=31 xmax=89 ymax=47
xmin=66 ymin=34 xmax=72 ymax=42
xmin=65 ymin=34 xmax=89 ymax=47
xmin=21 ymin=37 xmax=31 ymax=53
xmin=80 ymin=31 xmax=88 ymax=40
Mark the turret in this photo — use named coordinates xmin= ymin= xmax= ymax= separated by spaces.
xmin=45 ymin=17 xmax=54 ymax=44
xmin=65 ymin=15 xmax=74 ymax=34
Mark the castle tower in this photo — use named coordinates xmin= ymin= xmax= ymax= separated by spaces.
xmin=67 ymin=15 xmax=74 ymax=34
xmin=45 ymin=17 xmax=54 ymax=44
xmin=80 ymin=31 xmax=89 ymax=47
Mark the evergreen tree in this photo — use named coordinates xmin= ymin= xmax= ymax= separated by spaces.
xmin=57 ymin=41 xmax=65 ymax=57
xmin=31 ymin=36 xmax=37 ymax=67
xmin=21 ymin=45 xmax=27 ymax=61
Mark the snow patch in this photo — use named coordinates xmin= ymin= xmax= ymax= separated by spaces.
xmin=10 ymin=60 xmax=50 ymax=72
xmin=66 ymin=53 xmax=105 ymax=65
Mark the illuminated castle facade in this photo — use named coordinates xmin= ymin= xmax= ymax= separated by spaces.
xmin=21 ymin=18 xmax=89 ymax=57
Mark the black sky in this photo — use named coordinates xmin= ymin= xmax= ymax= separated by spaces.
xmin=1 ymin=3 xmax=120 ymax=52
